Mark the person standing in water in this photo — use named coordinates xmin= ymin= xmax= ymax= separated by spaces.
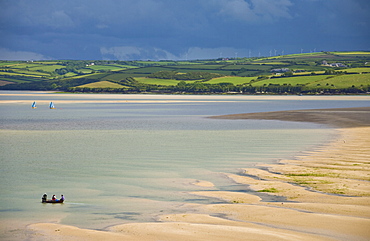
xmin=42 ymin=193 xmax=47 ymax=202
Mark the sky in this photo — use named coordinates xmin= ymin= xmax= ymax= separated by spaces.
xmin=0 ymin=0 xmax=369 ymax=61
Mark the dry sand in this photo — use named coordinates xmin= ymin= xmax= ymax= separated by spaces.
xmin=23 ymin=106 xmax=370 ymax=240
xmin=1 ymin=93 xmax=369 ymax=105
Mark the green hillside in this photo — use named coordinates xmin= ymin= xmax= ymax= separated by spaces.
xmin=1 ymin=51 xmax=369 ymax=94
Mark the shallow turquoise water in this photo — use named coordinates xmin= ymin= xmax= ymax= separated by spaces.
xmin=1 ymin=93 xmax=369 ymax=230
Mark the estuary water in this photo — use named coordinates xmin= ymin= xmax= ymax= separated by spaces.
xmin=1 ymin=92 xmax=369 ymax=232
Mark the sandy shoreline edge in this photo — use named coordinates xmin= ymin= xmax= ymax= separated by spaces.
xmin=209 ymin=106 xmax=370 ymax=128
xmin=21 ymin=107 xmax=370 ymax=240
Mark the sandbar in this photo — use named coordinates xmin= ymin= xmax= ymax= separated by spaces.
xmin=20 ymin=106 xmax=370 ymax=240
xmin=1 ymin=93 xmax=369 ymax=105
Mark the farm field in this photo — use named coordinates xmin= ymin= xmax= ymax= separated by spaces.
xmin=0 ymin=51 xmax=369 ymax=94
xmin=78 ymin=81 xmax=127 ymax=89
xmin=305 ymin=73 xmax=370 ymax=89
xmin=250 ymin=62 xmax=290 ymax=65
xmin=206 ymin=76 xmax=255 ymax=85
xmin=343 ymin=68 xmax=370 ymax=73
xmin=0 ymin=62 xmax=22 ymax=66
xmin=85 ymin=65 xmax=132 ymax=72
xmin=8 ymin=69 xmax=50 ymax=76
xmin=64 ymin=72 xmax=78 ymax=77
xmin=135 ymin=77 xmax=190 ymax=86
xmin=0 ymin=71 xmax=44 ymax=78
xmin=251 ymin=75 xmax=334 ymax=87
xmin=0 ymin=80 xmax=13 ymax=86
xmin=67 ymin=73 xmax=106 ymax=80
xmin=102 ymin=73 xmax=147 ymax=81
xmin=28 ymin=64 xmax=65 ymax=72
xmin=335 ymin=51 xmax=370 ymax=55
xmin=293 ymin=71 xmax=326 ymax=75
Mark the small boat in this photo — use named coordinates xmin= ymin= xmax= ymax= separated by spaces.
xmin=42 ymin=199 xmax=64 ymax=204
xmin=49 ymin=102 xmax=56 ymax=109
xmin=44 ymin=199 xmax=64 ymax=203
xmin=42 ymin=194 xmax=64 ymax=203
xmin=32 ymin=101 xmax=37 ymax=109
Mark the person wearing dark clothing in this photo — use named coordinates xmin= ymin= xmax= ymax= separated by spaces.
xmin=42 ymin=193 xmax=47 ymax=202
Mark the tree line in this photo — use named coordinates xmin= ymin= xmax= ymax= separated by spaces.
xmin=148 ymin=71 xmax=223 ymax=81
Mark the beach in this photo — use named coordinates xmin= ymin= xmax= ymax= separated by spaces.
xmin=23 ymin=106 xmax=370 ymax=240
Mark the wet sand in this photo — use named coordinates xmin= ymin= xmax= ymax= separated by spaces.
xmin=21 ymin=107 xmax=370 ymax=240
xmin=208 ymin=107 xmax=370 ymax=128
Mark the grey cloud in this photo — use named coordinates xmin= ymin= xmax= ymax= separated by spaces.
xmin=215 ymin=0 xmax=293 ymax=23
xmin=100 ymin=46 xmax=177 ymax=61
xmin=0 ymin=0 xmax=368 ymax=60
xmin=184 ymin=47 xmax=246 ymax=60
xmin=101 ymin=46 xmax=250 ymax=61
xmin=0 ymin=48 xmax=49 ymax=61
xmin=45 ymin=10 xmax=75 ymax=28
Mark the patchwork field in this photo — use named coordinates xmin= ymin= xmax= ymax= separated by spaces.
xmin=135 ymin=77 xmax=185 ymax=86
xmin=251 ymin=75 xmax=334 ymax=87
xmin=0 ymin=51 xmax=369 ymax=94
xmin=305 ymin=73 xmax=370 ymax=89
xmin=207 ymin=76 xmax=255 ymax=85
xmin=78 ymin=81 xmax=127 ymax=89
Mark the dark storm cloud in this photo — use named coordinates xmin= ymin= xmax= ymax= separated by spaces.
xmin=0 ymin=0 xmax=369 ymax=60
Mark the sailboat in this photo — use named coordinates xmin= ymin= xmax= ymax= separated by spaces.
xmin=49 ymin=102 xmax=56 ymax=109
xmin=32 ymin=101 xmax=37 ymax=109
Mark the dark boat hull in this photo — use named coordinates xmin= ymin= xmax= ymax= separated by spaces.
xmin=42 ymin=200 xmax=64 ymax=203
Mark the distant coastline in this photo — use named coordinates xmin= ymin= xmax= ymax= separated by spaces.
xmin=1 ymin=51 xmax=369 ymax=95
